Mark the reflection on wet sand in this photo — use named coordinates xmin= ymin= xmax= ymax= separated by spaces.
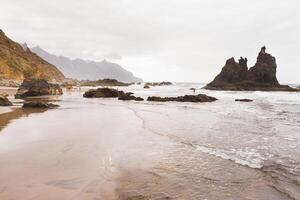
xmin=0 ymin=108 xmax=47 ymax=132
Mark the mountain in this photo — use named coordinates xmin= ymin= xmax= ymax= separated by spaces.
xmin=0 ymin=30 xmax=65 ymax=82
xmin=31 ymin=46 xmax=142 ymax=83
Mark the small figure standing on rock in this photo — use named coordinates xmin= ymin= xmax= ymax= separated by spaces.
xmin=190 ymin=88 xmax=196 ymax=94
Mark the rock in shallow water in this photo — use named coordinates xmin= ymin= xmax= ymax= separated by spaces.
xmin=83 ymin=88 xmax=121 ymax=98
xmin=15 ymin=79 xmax=63 ymax=99
xmin=235 ymin=99 xmax=253 ymax=102
xmin=83 ymin=88 xmax=144 ymax=101
xmin=0 ymin=94 xmax=13 ymax=106
xmin=147 ymin=94 xmax=217 ymax=103
xmin=205 ymin=47 xmax=299 ymax=91
xmin=118 ymin=92 xmax=144 ymax=101
xmin=22 ymin=101 xmax=59 ymax=109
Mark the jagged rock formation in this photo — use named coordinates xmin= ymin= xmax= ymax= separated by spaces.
xmin=0 ymin=30 xmax=65 ymax=81
xmin=31 ymin=46 xmax=142 ymax=83
xmin=15 ymin=79 xmax=63 ymax=99
xmin=205 ymin=47 xmax=298 ymax=91
xmin=147 ymin=94 xmax=217 ymax=103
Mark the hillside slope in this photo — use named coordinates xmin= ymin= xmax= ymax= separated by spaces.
xmin=0 ymin=30 xmax=65 ymax=82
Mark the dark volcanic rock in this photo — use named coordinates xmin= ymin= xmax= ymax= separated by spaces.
xmin=22 ymin=101 xmax=59 ymax=109
xmin=15 ymin=79 xmax=63 ymax=99
xmin=0 ymin=94 xmax=12 ymax=106
xmin=83 ymin=88 xmax=121 ymax=98
xmin=235 ymin=99 xmax=253 ymax=102
xmin=248 ymin=46 xmax=279 ymax=85
xmin=80 ymin=79 xmax=132 ymax=87
xmin=144 ymin=84 xmax=150 ymax=89
xmin=147 ymin=94 xmax=217 ymax=103
xmin=144 ymin=82 xmax=173 ymax=87
xmin=205 ymin=47 xmax=298 ymax=91
xmin=118 ymin=92 xmax=144 ymax=101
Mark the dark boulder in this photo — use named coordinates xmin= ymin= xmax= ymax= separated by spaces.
xmin=118 ymin=92 xmax=144 ymax=101
xmin=205 ymin=47 xmax=298 ymax=91
xmin=144 ymin=84 xmax=150 ymax=89
xmin=15 ymin=79 xmax=63 ymax=99
xmin=0 ymin=94 xmax=12 ymax=106
xmin=22 ymin=101 xmax=59 ymax=109
xmin=147 ymin=94 xmax=217 ymax=103
xmin=235 ymin=99 xmax=253 ymax=102
xmin=83 ymin=88 xmax=121 ymax=98
xmin=79 ymin=79 xmax=132 ymax=87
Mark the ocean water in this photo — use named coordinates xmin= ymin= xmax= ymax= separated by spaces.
xmin=0 ymin=83 xmax=299 ymax=200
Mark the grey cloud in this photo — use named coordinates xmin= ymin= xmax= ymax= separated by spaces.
xmin=0 ymin=0 xmax=300 ymax=82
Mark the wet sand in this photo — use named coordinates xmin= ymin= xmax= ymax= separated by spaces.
xmin=0 ymin=85 xmax=299 ymax=200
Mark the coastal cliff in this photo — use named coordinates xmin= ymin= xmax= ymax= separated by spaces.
xmin=0 ymin=30 xmax=65 ymax=82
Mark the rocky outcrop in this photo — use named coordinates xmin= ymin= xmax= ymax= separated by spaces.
xmin=23 ymin=101 xmax=59 ymax=109
xmin=0 ymin=30 xmax=65 ymax=81
xmin=235 ymin=99 xmax=253 ymax=102
xmin=147 ymin=94 xmax=217 ymax=103
xmin=83 ymin=88 xmax=121 ymax=98
xmin=15 ymin=79 xmax=63 ymax=99
xmin=0 ymin=94 xmax=12 ymax=106
xmin=205 ymin=47 xmax=298 ymax=91
xmin=118 ymin=92 xmax=144 ymax=101
xmin=83 ymin=87 xmax=144 ymax=101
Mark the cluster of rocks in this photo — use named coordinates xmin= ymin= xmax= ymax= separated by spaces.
xmin=15 ymin=79 xmax=63 ymax=99
xmin=144 ymin=81 xmax=172 ymax=89
xmin=205 ymin=47 xmax=299 ymax=91
xmin=83 ymin=88 xmax=144 ymax=101
xmin=0 ymin=94 xmax=12 ymax=106
xmin=147 ymin=94 xmax=217 ymax=103
xmin=0 ymin=79 xmax=62 ymax=109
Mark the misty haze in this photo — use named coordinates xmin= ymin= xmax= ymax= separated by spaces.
xmin=0 ymin=1 xmax=300 ymax=200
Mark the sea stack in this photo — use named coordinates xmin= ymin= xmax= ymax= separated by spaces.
xmin=205 ymin=47 xmax=298 ymax=91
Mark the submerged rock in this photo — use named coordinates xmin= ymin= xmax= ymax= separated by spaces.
xmin=118 ymin=92 xmax=144 ymax=101
xmin=15 ymin=79 xmax=63 ymax=99
xmin=147 ymin=94 xmax=217 ymax=103
xmin=235 ymin=99 xmax=253 ymax=102
xmin=205 ymin=47 xmax=299 ymax=91
xmin=22 ymin=101 xmax=59 ymax=109
xmin=0 ymin=94 xmax=13 ymax=106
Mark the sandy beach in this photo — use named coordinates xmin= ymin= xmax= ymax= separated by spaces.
xmin=0 ymin=84 xmax=299 ymax=200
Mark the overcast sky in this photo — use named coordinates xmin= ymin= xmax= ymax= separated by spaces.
xmin=1 ymin=0 xmax=299 ymax=83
